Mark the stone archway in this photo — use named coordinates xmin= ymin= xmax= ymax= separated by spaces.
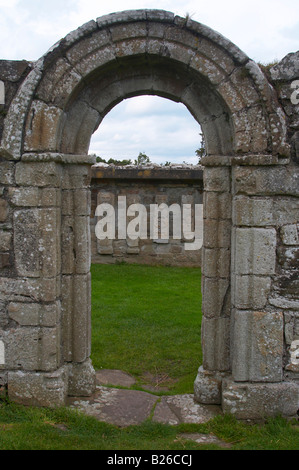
xmin=0 ymin=10 xmax=298 ymax=419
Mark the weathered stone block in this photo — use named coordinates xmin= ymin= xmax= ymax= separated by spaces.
xmin=233 ymin=310 xmax=283 ymax=382
xmin=202 ymin=277 xmax=230 ymax=318
xmin=72 ymin=274 xmax=91 ymax=362
xmin=270 ymin=52 xmax=299 ymax=81
xmin=14 ymin=208 xmax=60 ymax=278
xmin=13 ymin=209 xmax=39 ymax=277
xmin=273 ymin=198 xmax=299 ymax=225
xmin=285 ymin=339 xmax=299 ymax=373
xmin=159 ymin=41 xmax=195 ymax=66
xmin=0 ymin=198 xmax=8 ymax=222
xmin=67 ymin=358 xmax=96 ymax=397
xmin=61 ymin=164 xmax=91 ymax=190
xmin=9 ymin=187 xmax=60 ymax=207
xmin=233 ymin=275 xmax=271 ymax=309
xmin=233 ymin=196 xmax=273 ymax=226
xmin=276 ymin=246 xmax=299 ymax=270
xmin=0 ymin=276 xmax=58 ymax=303
xmin=0 ymin=231 xmax=11 ymax=251
xmin=280 ymin=224 xmax=299 ymax=245
xmin=203 ymin=167 xmax=231 ymax=193
xmin=110 ymin=22 xmax=147 ymax=42
xmin=126 ymin=236 xmax=140 ymax=254
xmin=203 ymin=219 xmax=231 ymax=249
xmin=217 ymin=79 xmax=246 ymax=113
xmin=66 ymin=28 xmax=110 ymax=66
xmin=74 ymin=216 xmax=91 ymax=274
xmin=61 ymin=215 xmax=90 ymax=274
xmin=96 ymin=9 xmax=149 ymax=28
xmin=233 ymin=166 xmax=299 ymax=196
xmin=67 ymin=45 xmax=115 ymax=78
xmin=61 ymin=274 xmax=91 ymax=363
xmin=24 ymin=100 xmax=63 ymax=152
xmin=36 ymin=57 xmax=82 ymax=108
xmin=204 ymin=191 xmax=231 ymax=219
xmin=74 ymin=190 xmax=91 ymax=216
xmin=201 ymin=316 xmax=230 ymax=371
xmin=269 ymin=295 xmax=299 ymax=310
xmin=234 ymin=227 xmax=276 ymax=275
xmin=1 ymin=61 xmax=43 ymax=160
xmin=61 ymin=275 xmax=73 ymax=362
xmin=8 ymin=301 xmax=60 ymax=327
xmin=233 ymin=107 xmax=269 ymax=153
xmin=0 ymin=253 xmax=10 ymax=269
xmin=194 ymin=366 xmax=228 ymax=405
xmin=15 ymin=161 xmax=62 ymax=187
xmin=97 ymin=237 xmax=114 ymax=255
xmin=0 ymin=161 xmax=15 ymax=185
xmin=190 ymin=53 xmax=227 ymax=86
xmin=284 ymin=313 xmax=299 ymax=346
xmin=202 ymin=247 xmax=230 ymax=278
xmin=222 ymin=378 xmax=299 ymax=419
xmin=63 ymin=19 xmax=98 ymax=47
xmin=0 ymin=301 xmax=8 ymax=328
xmin=8 ymin=367 xmax=68 ymax=407
xmin=2 ymin=325 xmax=60 ymax=371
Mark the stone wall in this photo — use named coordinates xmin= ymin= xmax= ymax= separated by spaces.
xmin=268 ymin=54 xmax=299 ymax=385
xmin=90 ymin=164 xmax=203 ymax=267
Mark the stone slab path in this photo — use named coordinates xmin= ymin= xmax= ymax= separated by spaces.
xmin=67 ymin=369 xmax=222 ymax=428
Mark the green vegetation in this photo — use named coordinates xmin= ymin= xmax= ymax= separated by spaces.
xmin=134 ymin=151 xmax=151 ymax=165
xmin=95 ymin=156 xmax=133 ymax=166
xmin=95 ymin=151 xmax=152 ymax=166
xmin=0 ymin=401 xmax=298 ymax=450
xmin=91 ymin=263 xmax=202 ymax=394
xmin=195 ymin=132 xmax=206 ymax=163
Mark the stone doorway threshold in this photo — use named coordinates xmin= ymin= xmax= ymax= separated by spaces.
xmin=67 ymin=369 xmax=222 ymax=428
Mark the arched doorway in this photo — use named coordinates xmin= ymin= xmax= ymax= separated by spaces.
xmin=2 ymin=10 xmax=296 ymax=418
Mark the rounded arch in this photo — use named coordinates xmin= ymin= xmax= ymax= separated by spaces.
xmin=1 ymin=9 xmax=290 ymax=160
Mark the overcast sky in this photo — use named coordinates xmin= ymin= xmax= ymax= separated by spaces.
xmin=1 ymin=0 xmax=298 ymax=163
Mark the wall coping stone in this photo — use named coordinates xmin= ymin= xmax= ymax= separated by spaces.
xmin=91 ymin=165 xmax=203 ymax=180
xmin=21 ymin=153 xmax=96 ymax=165
xmin=201 ymin=154 xmax=290 ymax=167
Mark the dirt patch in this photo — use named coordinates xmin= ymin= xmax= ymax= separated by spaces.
xmin=140 ymin=371 xmax=179 ymax=392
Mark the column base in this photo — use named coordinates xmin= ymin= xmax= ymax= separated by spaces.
xmin=194 ymin=366 xmax=229 ymax=405
xmin=222 ymin=377 xmax=299 ymax=420
xmin=67 ymin=358 xmax=96 ymax=397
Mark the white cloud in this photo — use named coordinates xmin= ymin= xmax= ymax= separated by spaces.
xmin=1 ymin=0 xmax=298 ymax=61
xmin=90 ymin=96 xmax=201 ymax=164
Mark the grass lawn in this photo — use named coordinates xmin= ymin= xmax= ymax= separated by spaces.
xmin=90 ymin=263 xmax=202 ymax=394
xmin=0 ymin=263 xmax=298 ymax=450
xmin=0 ymin=402 xmax=298 ymax=450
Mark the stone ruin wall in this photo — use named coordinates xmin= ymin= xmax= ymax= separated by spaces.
xmin=90 ymin=165 xmax=203 ymax=267
xmin=266 ymin=53 xmax=299 ymax=387
xmin=0 ymin=11 xmax=298 ymax=419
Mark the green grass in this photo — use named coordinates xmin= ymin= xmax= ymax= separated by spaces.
xmin=91 ymin=263 xmax=202 ymax=394
xmin=0 ymin=401 xmax=298 ymax=450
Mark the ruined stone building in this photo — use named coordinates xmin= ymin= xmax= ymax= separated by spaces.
xmin=0 ymin=10 xmax=298 ymax=419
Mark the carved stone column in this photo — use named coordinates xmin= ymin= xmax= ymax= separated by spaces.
xmin=194 ymin=157 xmax=232 ymax=404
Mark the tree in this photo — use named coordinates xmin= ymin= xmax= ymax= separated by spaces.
xmin=134 ymin=152 xmax=151 ymax=165
xmin=195 ymin=132 xmax=206 ymax=163
xmin=95 ymin=156 xmax=132 ymax=166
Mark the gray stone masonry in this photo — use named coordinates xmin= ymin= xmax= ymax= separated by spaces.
xmin=90 ymin=165 xmax=203 ymax=267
